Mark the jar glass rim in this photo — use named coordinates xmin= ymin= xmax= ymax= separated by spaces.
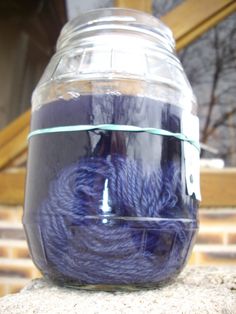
xmin=57 ymin=8 xmax=175 ymax=51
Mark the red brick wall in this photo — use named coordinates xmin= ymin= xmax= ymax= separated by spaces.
xmin=190 ymin=208 xmax=236 ymax=266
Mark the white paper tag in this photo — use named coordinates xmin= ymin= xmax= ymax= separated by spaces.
xmin=182 ymin=112 xmax=201 ymax=201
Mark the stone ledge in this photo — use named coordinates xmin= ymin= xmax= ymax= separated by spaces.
xmin=0 ymin=266 xmax=236 ymax=314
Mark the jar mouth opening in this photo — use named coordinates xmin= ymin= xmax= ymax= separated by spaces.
xmin=57 ymin=8 xmax=175 ymax=51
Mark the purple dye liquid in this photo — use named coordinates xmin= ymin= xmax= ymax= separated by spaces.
xmin=23 ymin=94 xmax=198 ymax=288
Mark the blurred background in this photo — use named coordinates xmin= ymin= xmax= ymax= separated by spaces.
xmin=0 ymin=0 xmax=236 ymax=297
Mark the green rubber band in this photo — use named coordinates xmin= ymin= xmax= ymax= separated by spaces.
xmin=28 ymin=124 xmax=200 ymax=151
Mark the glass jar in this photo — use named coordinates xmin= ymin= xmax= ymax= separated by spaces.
xmin=23 ymin=8 xmax=200 ymax=290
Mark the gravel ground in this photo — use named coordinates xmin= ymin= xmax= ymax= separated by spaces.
xmin=0 ymin=266 xmax=236 ymax=314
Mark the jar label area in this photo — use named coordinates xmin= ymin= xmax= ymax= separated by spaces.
xmin=182 ymin=112 xmax=201 ymax=201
